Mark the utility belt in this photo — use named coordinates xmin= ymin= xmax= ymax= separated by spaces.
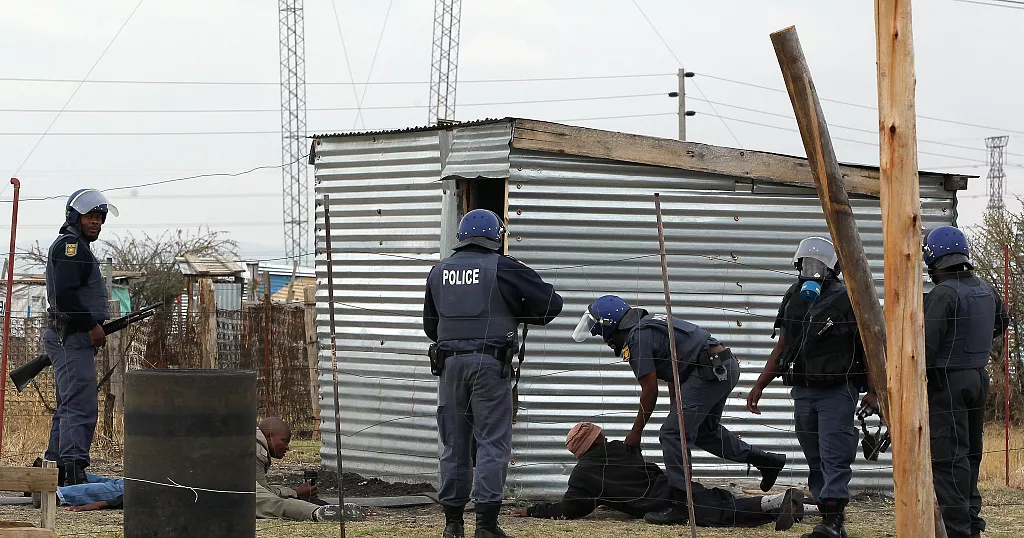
xmin=429 ymin=326 xmax=530 ymax=423
xmin=926 ymin=365 xmax=986 ymax=392
xmin=47 ymin=315 xmax=75 ymax=345
xmin=429 ymin=344 xmax=510 ymax=376
xmin=689 ymin=346 xmax=732 ymax=382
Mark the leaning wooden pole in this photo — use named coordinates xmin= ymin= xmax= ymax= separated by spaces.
xmin=770 ymin=24 xmax=890 ymax=447
xmin=771 ymin=24 xmax=944 ymax=537
xmin=874 ymin=2 xmax=938 ymax=536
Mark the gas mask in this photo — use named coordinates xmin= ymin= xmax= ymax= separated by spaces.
xmin=797 ymin=258 xmax=829 ymax=303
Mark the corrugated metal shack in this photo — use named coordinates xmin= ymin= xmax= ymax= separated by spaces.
xmin=310 ymin=118 xmax=970 ymax=497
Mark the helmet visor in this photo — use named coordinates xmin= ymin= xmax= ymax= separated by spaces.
xmin=793 ymin=237 xmax=837 ymax=272
xmin=799 ymin=258 xmax=829 ymax=280
xmin=69 ymin=190 xmax=118 ymax=217
xmin=572 ymin=311 xmax=598 ymax=342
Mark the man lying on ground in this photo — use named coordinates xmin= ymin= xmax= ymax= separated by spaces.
xmin=512 ymin=422 xmax=810 ymax=530
xmin=31 ymin=457 xmax=122 ymax=512
xmin=257 ymin=417 xmax=365 ymax=522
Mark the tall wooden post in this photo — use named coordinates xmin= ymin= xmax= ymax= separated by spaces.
xmin=304 ymin=285 xmax=321 ymax=439
xmin=102 ymin=301 xmax=121 ymax=444
xmin=875 ymin=1 xmax=937 ymax=535
xmin=198 ymin=278 xmax=218 ymax=369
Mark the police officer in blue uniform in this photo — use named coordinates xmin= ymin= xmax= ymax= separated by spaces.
xmin=923 ymin=226 xmax=1007 ymax=538
xmin=747 ymin=237 xmax=868 ymax=538
xmin=573 ymin=295 xmax=787 ymax=526
xmin=424 ymin=209 xmax=563 ymax=538
xmin=43 ymin=189 xmax=118 ymax=487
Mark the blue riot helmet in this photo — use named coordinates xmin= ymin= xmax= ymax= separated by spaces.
xmin=572 ymin=295 xmax=631 ymax=343
xmin=793 ymin=237 xmax=839 ymax=303
xmin=923 ymin=226 xmax=972 ymax=271
xmin=455 ymin=209 xmax=505 ymax=250
xmin=66 ymin=189 xmax=118 ymax=225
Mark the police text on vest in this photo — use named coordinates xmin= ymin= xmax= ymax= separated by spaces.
xmin=443 ymin=269 xmax=480 ymax=286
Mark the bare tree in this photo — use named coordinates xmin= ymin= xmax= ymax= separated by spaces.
xmin=967 ymin=207 xmax=1023 ymax=424
xmin=23 ymin=227 xmax=238 ymax=308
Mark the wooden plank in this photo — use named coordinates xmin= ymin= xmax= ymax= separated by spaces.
xmin=0 ymin=468 xmax=58 ymax=493
xmin=38 ymin=461 xmax=55 ymax=531
xmin=304 ymin=286 xmax=321 ymax=439
xmin=198 ymin=278 xmax=217 ymax=369
xmin=510 ymin=118 xmax=883 ymax=197
xmin=875 ymin=1 xmax=940 ymax=536
xmin=0 ymin=529 xmax=60 ymax=538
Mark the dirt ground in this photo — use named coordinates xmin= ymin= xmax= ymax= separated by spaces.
xmin=2 ymin=436 xmax=1023 ymax=537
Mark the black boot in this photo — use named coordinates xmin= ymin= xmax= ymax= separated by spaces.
xmin=644 ymin=505 xmax=690 ymax=525
xmin=801 ymin=498 xmax=847 ymax=538
xmin=747 ymin=447 xmax=787 ymax=491
xmin=474 ymin=502 xmax=512 ymax=538
xmin=644 ymin=488 xmax=690 ymax=525
xmin=773 ymin=487 xmax=804 ymax=531
xmin=62 ymin=461 xmax=87 ymax=487
xmin=442 ymin=504 xmax=465 ymax=538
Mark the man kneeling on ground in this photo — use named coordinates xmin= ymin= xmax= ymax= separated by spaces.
xmin=257 ymin=417 xmax=364 ymax=522
xmin=513 ymin=422 xmax=808 ymax=530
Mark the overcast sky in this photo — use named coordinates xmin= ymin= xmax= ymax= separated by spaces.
xmin=1 ymin=0 xmax=1021 ymax=266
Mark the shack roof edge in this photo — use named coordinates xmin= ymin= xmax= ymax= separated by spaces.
xmin=310 ymin=117 xmax=974 ymax=197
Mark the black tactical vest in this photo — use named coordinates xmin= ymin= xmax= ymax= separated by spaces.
xmin=776 ymin=281 xmax=863 ymax=388
xmin=428 ymin=249 xmax=516 ymax=346
xmin=45 ymin=230 xmax=110 ymax=324
xmin=631 ymin=315 xmax=715 ymax=375
xmin=934 ymin=277 xmax=998 ymax=370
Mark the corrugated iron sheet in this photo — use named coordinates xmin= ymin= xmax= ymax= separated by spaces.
xmin=441 ymin=121 xmax=512 ymax=180
xmin=312 ymin=123 xmax=959 ymax=498
xmin=503 ymin=150 xmax=955 ymax=495
xmin=313 ymin=130 xmax=443 ymax=484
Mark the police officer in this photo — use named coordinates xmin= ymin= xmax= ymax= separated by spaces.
xmin=424 ymin=209 xmax=563 ymax=538
xmin=573 ymin=295 xmax=787 ymax=526
xmin=922 ymin=226 xmax=1007 ymax=538
xmin=44 ymin=189 xmax=118 ymax=487
xmin=746 ymin=237 xmax=868 ymax=538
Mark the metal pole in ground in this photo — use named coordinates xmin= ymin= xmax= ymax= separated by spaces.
xmin=322 ymin=195 xmax=345 ymax=538
xmin=653 ymin=193 xmax=698 ymax=538
xmin=1006 ymin=242 xmax=1011 ymax=487
xmin=0 ymin=178 xmax=21 ymax=458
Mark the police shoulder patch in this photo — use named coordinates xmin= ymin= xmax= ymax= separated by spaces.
xmin=622 ymin=345 xmax=631 ymax=362
xmin=65 ymin=242 xmax=78 ymax=257
xmin=503 ymin=254 xmax=523 ymax=265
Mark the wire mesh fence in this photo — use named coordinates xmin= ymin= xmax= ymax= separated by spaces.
xmin=1 ymin=300 xmax=318 ymax=462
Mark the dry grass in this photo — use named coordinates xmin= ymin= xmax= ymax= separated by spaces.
xmin=2 ymin=487 xmax=1023 ymax=538
xmin=980 ymin=425 xmax=1024 ymax=488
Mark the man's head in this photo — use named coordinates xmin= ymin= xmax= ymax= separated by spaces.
xmin=566 ymin=422 xmax=605 ymax=459
xmin=65 ymin=189 xmax=117 ymax=242
xmin=572 ymin=295 xmax=647 ymax=356
xmin=259 ymin=417 xmax=292 ymax=459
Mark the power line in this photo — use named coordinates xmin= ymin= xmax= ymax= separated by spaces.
xmin=954 ymin=0 xmax=1024 ymax=9
xmin=0 ymin=73 xmax=673 ymax=86
xmin=695 ymin=72 xmax=1024 ymax=137
xmin=352 ymin=0 xmax=395 ymax=130
xmin=629 ymin=0 xmax=743 ymax=148
xmin=0 ymin=92 xmax=667 ymax=114
xmin=8 ymin=0 xmax=147 ymax=184
xmin=0 ymin=157 xmax=306 ymax=203
xmin=687 ymin=96 xmax=1024 ymax=159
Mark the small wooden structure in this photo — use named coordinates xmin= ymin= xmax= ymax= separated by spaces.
xmin=0 ymin=460 xmax=58 ymax=537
